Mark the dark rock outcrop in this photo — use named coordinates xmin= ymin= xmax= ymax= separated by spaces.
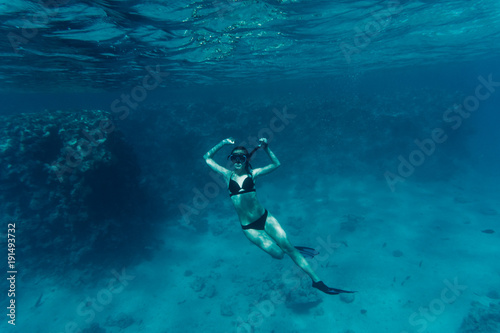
xmin=459 ymin=301 xmax=500 ymax=333
xmin=0 ymin=109 xmax=159 ymax=277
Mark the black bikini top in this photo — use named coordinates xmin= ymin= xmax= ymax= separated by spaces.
xmin=228 ymin=173 xmax=256 ymax=197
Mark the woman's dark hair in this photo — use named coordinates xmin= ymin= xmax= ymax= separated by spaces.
xmin=230 ymin=145 xmax=261 ymax=174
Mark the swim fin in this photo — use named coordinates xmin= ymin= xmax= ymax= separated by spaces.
xmin=312 ymin=281 xmax=356 ymax=295
xmin=295 ymin=246 xmax=320 ymax=259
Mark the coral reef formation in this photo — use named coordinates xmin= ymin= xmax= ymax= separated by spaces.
xmin=459 ymin=301 xmax=500 ymax=333
xmin=0 ymin=109 xmax=158 ymax=276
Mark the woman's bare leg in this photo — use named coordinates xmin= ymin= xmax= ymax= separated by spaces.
xmin=264 ymin=214 xmax=321 ymax=282
xmin=242 ymin=229 xmax=285 ymax=259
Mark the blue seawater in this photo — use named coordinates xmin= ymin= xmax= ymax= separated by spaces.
xmin=0 ymin=1 xmax=499 ymax=333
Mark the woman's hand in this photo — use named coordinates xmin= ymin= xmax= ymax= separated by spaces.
xmin=259 ymin=138 xmax=268 ymax=147
xmin=204 ymin=138 xmax=233 ymax=160
xmin=223 ymin=137 xmax=235 ymax=145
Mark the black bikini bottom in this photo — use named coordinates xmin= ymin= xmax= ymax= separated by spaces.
xmin=241 ymin=210 xmax=268 ymax=230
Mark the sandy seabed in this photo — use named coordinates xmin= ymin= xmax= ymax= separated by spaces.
xmin=13 ymin=170 xmax=500 ymax=333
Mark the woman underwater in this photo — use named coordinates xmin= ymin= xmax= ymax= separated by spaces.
xmin=203 ymin=137 xmax=354 ymax=295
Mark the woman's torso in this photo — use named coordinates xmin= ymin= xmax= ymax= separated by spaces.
xmin=228 ymin=172 xmax=265 ymax=225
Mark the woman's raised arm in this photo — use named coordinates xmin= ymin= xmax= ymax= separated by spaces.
xmin=203 ymin=137 xmax=234 ymax=176
xmin=252 ymin=138 xmax=281 ymax=179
